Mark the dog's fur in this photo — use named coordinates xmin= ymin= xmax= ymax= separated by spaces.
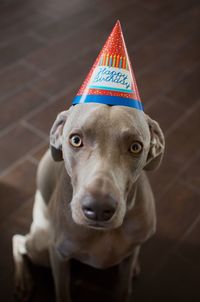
xmin=12 ymin=103 xmax=165 ymax=302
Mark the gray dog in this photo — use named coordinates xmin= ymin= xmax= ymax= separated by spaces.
xmin=12 ymin=103 xmax=165 ymax=302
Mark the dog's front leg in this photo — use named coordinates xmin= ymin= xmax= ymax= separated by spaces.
xmin=49 ymin=245 xmax=71 ymax=302
xmin=115 ymin=246 xmax=140 ymax=302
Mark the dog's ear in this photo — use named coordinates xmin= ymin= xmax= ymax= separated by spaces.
xmin=144 ymin=115 xmax=165 ymax=171
xmin=50 ymin=110 xmax=69 ymax=161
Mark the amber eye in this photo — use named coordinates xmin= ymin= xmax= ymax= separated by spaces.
xmin=69 ymin=134 xmax=83 ymax=148
xmin=130 ymin=142 xmax=143 ymax=154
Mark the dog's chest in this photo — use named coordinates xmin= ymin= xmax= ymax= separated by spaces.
xmin=58 ymin=230 xmax=134 ymax=269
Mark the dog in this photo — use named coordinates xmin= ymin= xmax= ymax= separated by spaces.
xmin=12 ymin=103 xmax=165 ymax=302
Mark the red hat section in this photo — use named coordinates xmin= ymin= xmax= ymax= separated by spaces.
xmin=72 ymin=21 xmax=143 ymax=110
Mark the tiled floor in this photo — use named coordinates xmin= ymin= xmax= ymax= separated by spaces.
xmin=0 ymin=0 xmax=199 ymax=301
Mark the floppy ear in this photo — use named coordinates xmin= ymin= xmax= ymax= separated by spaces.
xmin=50 ymin=110 xmax=69 ymax=161
xmin=144 ymin=115 xmax=165 ymax=171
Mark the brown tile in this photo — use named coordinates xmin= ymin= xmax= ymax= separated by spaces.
xmin=35 ymin=0 xmax=100 ymax=41
xmin=26 ymin=3 xmax=161 ymax=74
xmin=0 ymin=63 xmax=39 ymax=99
xmin=26 ymin=18 xmax=116 ymax=74
xmin=25 ymin=94 xmax=73 ymax=135
xmin=137 ymin=55 xmax=180 ymax=101
xmin=118 ymin=5 xmax=162 ymax=46
xmin=0 ymin=159 xmax=36 ymax=223
xmin=25 ymin=17 xmax=113 ymax=73
xmin=0 ymin=124 xmax=42 ymax=171
xmin=35 ymin=0 xmax=157 ymax=43
xmin=0 ymin=0 xmax=31 ymax=29
xmin=129 ymin=3 xmax=200 ymax=69
xmin=31 ymin=144 xmax=49 ymax=161
xmin=26 ymin=34 xmax=88 ymax=73
xmin=0 ymin=0 xmax=55 ymax=32
xmin=170 ymin=35 xmax=200 ymax=73
xmin=129 ymin=37 xmax=168 ymax=79
xmin=30 ymin=52 xmax=94 ymax=96
xmin=0 ymin=88 xmax=48 ymax=130
xmin=33 ymin=0 xmax=95 ymax=19
xmin=143 ymin=218 xmax=200 ymax=302
xmin=134 ymin=251 xmax=200 ymax=302
xmin=0 ymin=11 xmax=55 ymax=47
xmin=146 ymin=97 xmax=185 ymax=133
xmin=139 ymin=182 xmax=200 ymax=275
xmin=178 ymin=155 xmax=200 ymax=193
xmin=0 ymin=33 xmax=44 ymax=69
xmin=166 ymin=104 xmax=200 ymax=164
xmin=137 ymin=0 xmax=199 ymax=22
xmin=137 ymin=38 xmax=200 ymax=102
xmin=156 ymin=183 xmax=200 ymax=240
xmin=164 ymin=4 xmax=200 ymax=51
xmin=132 ymin=10 xmax=200 ymax=102
xmin=177 ymin=217 xmax=200 ymax=267
xmin=148 ymin=151 xmax=182 ymax=199
xmin=166 ymin=65 xmax=200 ymax=109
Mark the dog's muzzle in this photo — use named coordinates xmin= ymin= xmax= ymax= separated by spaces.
xmin=81 ymin=192 xmax=117 ymax=223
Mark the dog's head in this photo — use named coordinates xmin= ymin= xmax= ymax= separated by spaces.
xmin=50 ymin=104 xmax=164 ymax=230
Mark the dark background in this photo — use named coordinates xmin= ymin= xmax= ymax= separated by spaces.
xmin=0 ymin=0 xmax=199 ymax=301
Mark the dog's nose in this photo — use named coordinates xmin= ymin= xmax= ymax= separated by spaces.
xmin=81 ymin=194 xmax=117 ymax=222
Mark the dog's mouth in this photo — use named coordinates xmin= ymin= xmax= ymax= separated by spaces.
xmin=86 ymin=221 xmax=111 ymax=230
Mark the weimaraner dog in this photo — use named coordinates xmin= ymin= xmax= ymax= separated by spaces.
xmin=12 ymin=103 xmax=165 ymax=302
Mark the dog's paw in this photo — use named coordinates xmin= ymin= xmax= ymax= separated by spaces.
xmin=12 ymin=235 xmax=34 ymax=301
xmin=14 ymin=265 xmax=34 ymax=302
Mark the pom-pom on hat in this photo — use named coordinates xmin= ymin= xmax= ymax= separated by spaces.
xmin=72 ymin=20 xmax=143 ymax=111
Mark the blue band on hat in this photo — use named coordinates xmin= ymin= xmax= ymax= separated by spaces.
xmin=72 ymin=95 xmax=143 ymax=111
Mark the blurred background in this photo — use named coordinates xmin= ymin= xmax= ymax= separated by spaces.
xmin=0 ymin=0 xmax=199 ymax=301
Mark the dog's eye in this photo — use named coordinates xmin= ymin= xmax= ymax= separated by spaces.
xmin=130 ymin=142 xmax=142 ymax=154
xmin=69 ymin=135 xmax=83 ymax=148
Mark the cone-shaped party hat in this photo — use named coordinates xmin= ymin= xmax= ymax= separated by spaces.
xmin=72 ymin=21 xmax=143 ymax=110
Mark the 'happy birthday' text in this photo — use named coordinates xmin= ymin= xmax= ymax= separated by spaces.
xmin=93 ymin=67 xmax=131 ymax=89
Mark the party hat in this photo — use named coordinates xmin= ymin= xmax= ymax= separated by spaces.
xmin=72 ymin=21 xmax=143 ymax=110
